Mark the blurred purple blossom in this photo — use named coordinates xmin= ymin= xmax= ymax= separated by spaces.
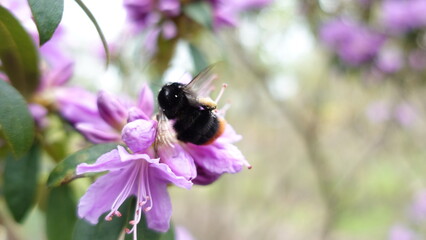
xmin=1 ymin=0 xmax=76 ymax=129
xmin=123 ymin=0 xmax=179 ymax=54
xmin=320 ymin=19 xmax=386 ymax=66
xmin=29 ymin=103 xmax=49 ymax=128
xmin=381 ymin=0 xmax=426 ymax=33
xmin=394 ymin=103 xmax=417 ymax=127
xmin=123 ymin=0 xmax=271 ymax=54
xmin=388 ymin=225 xmax=416 ymax=240
xmin=176 ymin=226 xmax=196 ymax=240
xmin=209 ymin=0 xmax=272 ymax=28
xmin=366 ymin=101 xmax=391 ymax=124
xmin=376 ymin=47 xmax=403 ymax=74
xmin=365 ymin=101 xmax=417 ymax=127
xmin=409 ymin=190 xmax=426 ymax=222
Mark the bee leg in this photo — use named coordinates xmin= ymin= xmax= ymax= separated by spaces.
xmin=156 ymin=114 xmax=176 ymax=148
xmin=198 ymin=97 xmax=217 ymax=110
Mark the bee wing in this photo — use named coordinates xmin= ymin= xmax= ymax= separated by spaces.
xmin=184 ymin=65 xmax=218 ymax=98
xmin=183 ymin=65 xmax=219 ymax=109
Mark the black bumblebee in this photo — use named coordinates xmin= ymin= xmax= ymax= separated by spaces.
xmin=157 ymin=66 xmax=226 ymax=145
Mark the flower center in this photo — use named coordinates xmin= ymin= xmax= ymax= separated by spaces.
xmin=104 ymin=160 xmax=154 ymax=240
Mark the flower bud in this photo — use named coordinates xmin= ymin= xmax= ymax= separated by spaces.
xmin=97 ymin=91 xmax=128 ymax=130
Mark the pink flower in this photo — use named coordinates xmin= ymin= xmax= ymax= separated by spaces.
xmin=320 ymin=19 xmax=386 ymax=66
xmin=77 ymin=118 xmax=192 ymax=237
xmin=57 ymin=84 xmax=154 ymax=143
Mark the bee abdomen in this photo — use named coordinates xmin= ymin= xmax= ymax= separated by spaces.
xmin=174 ymin=110 xmax=220 ymax=145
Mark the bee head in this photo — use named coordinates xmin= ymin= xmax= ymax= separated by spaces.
xmin=158 ymin=82 xmax=187 ymax=119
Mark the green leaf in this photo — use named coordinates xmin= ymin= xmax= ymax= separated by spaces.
xmin=0 ymin=6 xmax=40 ymax=98
xmin=73 ymin=0 xmax=110 ymax=67
xmin=46 ymin=185 xmax=77 ymax=240
xmin=47 ymin=143 xmax=117 ymax=187
xmin=188 ymin=43 xmax=208 ymax=74
xmin=183 ymin=2 xmax=213 ymax=30
xmin=3 ymin=142 xmax=41 ymax=222
xmin=28 ymin=0 xmax=64 ymax=45
xmin=0 ymin=80 xmax=35 ymax=157
xmin=72 ymin=198 xmax=132 ymax=240
xmin=124 ymin=204 xmax=175 ymax=240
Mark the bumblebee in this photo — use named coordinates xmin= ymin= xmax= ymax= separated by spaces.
xmin=157 ymin=66 xmax=227 ymax=145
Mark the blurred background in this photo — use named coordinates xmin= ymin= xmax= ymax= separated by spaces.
xmin=2 ymin=0 xmax=426 ymax=239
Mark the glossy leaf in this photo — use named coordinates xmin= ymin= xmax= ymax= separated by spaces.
xmin=0 ymin=6 xmax=40 ymax=98
xmin=46 ymin=185 xmax=77 ymax=240
xmin=47 ymin=143 xmax=117 ymax=187
xmin=0 ymin=80 xmax=35 ymax=157
xmin=28 ymin=0 xmax=64 ymax=45
xmin=183 ymin=2 xmax=213 ymax=30
xmin=188 ymin=43 xmax=208 ymax=74
xmin=72 ymin=198 xmax=131 ymax=240
xmin=3 ymin=143 xmax=41 ymax=222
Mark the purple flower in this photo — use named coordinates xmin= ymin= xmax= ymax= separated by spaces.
xmin=1 ymin=0 xmax=76 ymax=129
xmin=388 ymin=225 xmax=416 ymax=240
xmin=409 ymin=190 xmax=426 ymax=221
xmin=320 ymin=19 xmax=386 ymax=66
xmin=176 ymin=226 xmax=196 ymax=240
xmin=394 ymin=103 xmax=417 ymax=127
xmin=209 ymin=0 xmax=272 ymax=28
xmin=365 ymin=101 xmax=391 ymax=124
xmin=183 ymin=123 xmax=250 ymax=185
xmin=123 ymin=0 xmax=271 ymax=54
xmin=77 ymin=118 xmax=192 ymax=236
xmin=29 ymin=103 xmax=48 ymax=128
xmin=124 ymin=0 xmax=179 ymax=54
xmin=381 ymin=0 xmax=426 ymax=33
xmin=57 ymin=84 xmax=153 ymax=143
xmin=375 ymin=47 xmax=403 ymax=74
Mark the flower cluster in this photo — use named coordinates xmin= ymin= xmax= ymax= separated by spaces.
xmin=388 ymin=190 xmax=426 ymax=240
xmin=1 ymin=0 xmax=75 ymax=128
xmin=320 ymin=19 xmax=385 ymax=66
xmin=123 ymin=0 xmax=271 ymax=54
xmin=365 ymin=101 xmax=417 ymax=128
xmin=60 ymin=83 xmax=250 ymax=237
xmin=318 ymin=0 xmax=426 ymax=76
xmin=1 ymin=0 xmax=255 ymax=238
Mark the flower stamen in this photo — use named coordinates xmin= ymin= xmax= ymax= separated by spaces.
xmin=214 ymin=83 xmax=228 ymax=104
xmin=105 ymin=164 xmax=139 ymax=221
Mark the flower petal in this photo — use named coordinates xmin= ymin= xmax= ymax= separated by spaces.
xmin=76 ymin=148 xmax=127 ymax=175
xmin=117 ymin=145 xmax=159 ymax=164
xmin=144 ymin=180 xmax=172 ymax=232
xmin=186 ymin=141 xmax=248 ymax=175
xmin=121 ymin=119 xmax=157 ymax=153
xmin=192 ymin=165 xmax=221 ymax=185
xmin=76 ymin=123 xmax=120 ymax=143
xmin=97 ymin=91 xmax=128 ymax=130
xmin=216 ymin=124 xmax=242 ymax=144
xmin=55 ymin=87 xmax=100 ymax=124
xmin=149 ymin=163 xmax=193 ymax=190
xmin=78 ymin=168 xmax=136 ymax=224
xmin=29 ymin=103 xmax=48 ymax=128
xmin=158 ymin=144 xmax=196 ymax=180
xmin=127 ymin=107 xmax=149 ymax=122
